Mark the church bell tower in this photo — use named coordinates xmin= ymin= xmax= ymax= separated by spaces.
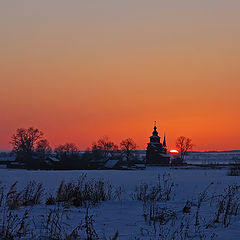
xmin=146 ymin=123 xmax=170 ymax=165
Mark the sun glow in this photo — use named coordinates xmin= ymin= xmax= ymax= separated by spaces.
xmin=169 ymin=149 xmax=179 ymax=154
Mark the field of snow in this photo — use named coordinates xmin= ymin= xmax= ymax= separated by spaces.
xmin=185 ymin=151 xmax=240 ymax=165
xmin=0 ymin=166 xmax=240 ymax=239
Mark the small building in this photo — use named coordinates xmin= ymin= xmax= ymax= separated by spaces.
xmin=146 ymin=125 xmax=170 ymax=165
xmin=89 ymin=159 xmax=106 ymax=169
xmin=104 ymin=159 xmax=120 ymax=169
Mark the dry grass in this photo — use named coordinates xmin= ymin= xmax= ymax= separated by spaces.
xmin=5 ymin=181 xmax=44 ymax=210
xmin=54 ymin=174 xmax=114 ymax=207
xmin=132 ymin=173 xmax=175 ymax=202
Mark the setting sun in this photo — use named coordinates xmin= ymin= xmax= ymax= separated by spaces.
xmin=169 ymin=150 xmax=179 ymax=154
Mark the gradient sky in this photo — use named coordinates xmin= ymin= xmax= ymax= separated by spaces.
xmin=1 ymin=0 xmax=240 ymax=151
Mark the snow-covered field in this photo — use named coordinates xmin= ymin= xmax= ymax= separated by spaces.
xmin=0 ymin=166 xmax=240 ymax=239
xmin=185 ymin=151 xmax=240 ymax=165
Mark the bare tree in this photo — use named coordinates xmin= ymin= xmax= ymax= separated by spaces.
xmin=10 ymin=127 xmax=44 ymax=162
xmin=92 ymin=136 xmax=118 ymax=160
xmin=54 ymin=143 xmax=78 ymax=160
xmin=175 ymin=136 xmax=193 ymax=162
xmin=120 ymin=138 xmax=137 ymax=162
xmin=36 ymin=139 xmax=52 ymax=159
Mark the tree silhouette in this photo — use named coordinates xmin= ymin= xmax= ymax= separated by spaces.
xmin=92 ymin=136 xmax=118 ymax=160
xmin=176 ymin=136 xmax=193 ymax=162
xmin=54 ymin=143 xmax=78 ymax=160
xmin=10 ymin=127 xmax=44 ymax=162
xmin=36 ymin=139 xmax=52 ymax=159
xmin=120 ymin=138 xmax=137 ymax=162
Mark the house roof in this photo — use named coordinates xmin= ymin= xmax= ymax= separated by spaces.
xmin=48 ymin=156 xmax=60 ymax=162
xmin=104 ymin=159 xmax=119 ymax=168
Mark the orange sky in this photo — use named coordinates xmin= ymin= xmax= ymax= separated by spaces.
xmin=0 ymin=1 xmax=240 ymax=151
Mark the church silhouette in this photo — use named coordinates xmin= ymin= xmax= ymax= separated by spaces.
xmin=146 ymin=124 xmax=170 ymax=164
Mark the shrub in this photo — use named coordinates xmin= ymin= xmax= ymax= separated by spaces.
xmin=5 ymin=181 xmax=44 ymax=210
xmin=55 ymin=174 xmax=114 ymax=207
xmin=6 ymin=182 xmax=22 ymax=210
xmin=46 ymin=195 xmax=56 ymax=205
xmin=211 ymin=184 xmax=240 ymax=227
xmin=20 ymin=181 xmax=44 ymax=206
xmin=41 ymin=206 xmax=98 ymax=240
xmin=0 ymin=209 xmax=29 ymax=239
xmin=132 ymin=173 xmax=175 ymax=202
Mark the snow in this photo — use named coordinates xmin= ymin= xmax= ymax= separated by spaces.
xmin=48 ymin=156 xmax=60 ymax=162
xmin=104 ymin=159 xmax=119 ymax=168
xmin=0 ymin=164 xmax=240 ymax=239
xmin=0 ymin=156 xmax=16 ymax=161
xmin=185 ymin=151 xmax=240 ymax=165
xmin=134 ymin=164 xmax=146 ymax=169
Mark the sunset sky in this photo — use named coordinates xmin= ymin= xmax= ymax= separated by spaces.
xmin=1 ymin=1 xmax=240 ymax=151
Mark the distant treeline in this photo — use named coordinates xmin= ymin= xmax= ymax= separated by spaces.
xmin=7 ymin=127 xmax=141 ymax=170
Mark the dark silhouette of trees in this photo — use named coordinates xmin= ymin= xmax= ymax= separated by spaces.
xmin=10 ymin=127 xmax=44 ymax=163
xmin=54 ymin=143 xmax=88 ymax=169
xmin=92 ymin=136 xmax=118 ymax=160
xmin=54 ymin=143 xmax=78 ymax=160
xmin=120 ymin=138 xmax=137 ymax=162
xmin=9 ymin=128 xmax=141 ymax=170
xmin=36 ymin=139 xmax=52 ymax=160
xmin=176 ymin=136 xmax=193 ymax=162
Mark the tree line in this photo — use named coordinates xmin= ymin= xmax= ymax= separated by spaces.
xmin=10 ymin=127 xmax=138 ymax=170
xmin=9 ymin=127 xmax=193 ymax=169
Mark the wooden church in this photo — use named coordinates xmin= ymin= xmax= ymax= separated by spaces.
xmin=146 ymin=124 xmax=170 ymax=165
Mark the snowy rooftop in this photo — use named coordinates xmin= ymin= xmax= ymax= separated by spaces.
xmin=104 ymin=159 xmax=119 ymax=168
xmin=48 ymin=156 xmax=60 ymax=162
